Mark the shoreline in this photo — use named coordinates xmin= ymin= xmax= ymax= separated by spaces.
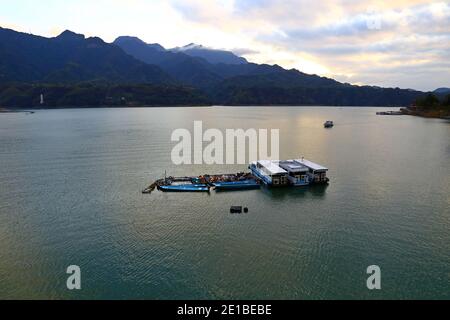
xmin=1 ymin=105 xmax=407 ymax=111
xmin=400 ymin=108 xmax=450 ymax=119
xmin=2 ymin=104 xmax=212 ymax=110
xmin=4 ymin=104 xmax=448 ymax=117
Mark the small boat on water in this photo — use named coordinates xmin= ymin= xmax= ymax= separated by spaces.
xmin=324 ymin=121 xmax=334 ymax=128
xmin=214 ymin=179 xmax=260 ymax=191
xmin=158 ymin=184 xmax=210 ymax=192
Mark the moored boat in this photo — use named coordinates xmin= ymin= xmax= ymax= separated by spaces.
xmin=250 ymin=159 xmax=329 ymax=187
xmin=249 ymin=160 xmax=289 ymax=187
xmin=214 ymin=179 xmax=260 ymax=191
xmin=158 ymin=184 xmax=210 ymax=192
xmin=146 ymin=159 xmax=330 ymax=194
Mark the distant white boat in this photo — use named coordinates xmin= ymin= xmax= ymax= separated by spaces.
xmin=324 ymin=121 xmax=334 ymax=128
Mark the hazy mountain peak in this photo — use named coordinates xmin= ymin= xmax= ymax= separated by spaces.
xmin=171 ymin=43 xmax=248 ymax=65
xmin=114 ymin=36 xmax=165 ymax=51
xmin=114 ymin=36 xmax=145 ymax=45
xmin=56 ymin=30 xmax=85 ymax=41
xmin=434 ymin=87 xmax=450 ymax=94
xmin=177 ymin=43 xmax=203 ymax=51
xmin=86 ymin=36 xmax=106 ymax=47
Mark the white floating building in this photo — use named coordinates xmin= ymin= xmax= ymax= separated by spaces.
xmin=249 ymin=158 xmax=329 ymax=187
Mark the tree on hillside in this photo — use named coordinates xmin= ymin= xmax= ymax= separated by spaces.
xmin=441 ymin=94 xmax=450 ymax=107
xmin=415 ymin=93 xmax=440 ymax=108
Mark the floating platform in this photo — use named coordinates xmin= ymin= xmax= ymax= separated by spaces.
xmin=376 ymin=111 xmax=403 ymax=115
xmin=143 ymin=159 xmax=329 ymax=194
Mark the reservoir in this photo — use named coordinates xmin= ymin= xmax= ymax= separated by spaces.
xmin=0 ymin=106 xmax=449 ymax=299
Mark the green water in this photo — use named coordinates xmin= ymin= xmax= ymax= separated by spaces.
xmin=0 ymin=107 xmax=449 ymax=299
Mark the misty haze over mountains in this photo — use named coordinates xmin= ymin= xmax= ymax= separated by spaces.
xmin=170 ymin=43 xmax=248 ymax=65
xmin=0 ymin=27 xmax=429 ymax=107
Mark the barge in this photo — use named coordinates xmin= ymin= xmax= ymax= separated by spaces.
xmin=376 ymin=111 xmax=403 ymax=115
xmin=249 ymin=158 xmax=329 ymax=187
xmin=158 ymin=184 xmax=211 ymax=192
xmin=143 ymin=158 xmax=329 ymax=194
xmin=214 ymin=179 xmax=260 ymax=191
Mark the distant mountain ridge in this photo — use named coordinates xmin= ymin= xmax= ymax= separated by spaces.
xmin=0 ymin=27 xmax=173 ymax=85
xmin=434 ymin=87 xmax=450 ymax=94
xmin=114 ymin=36 xmax=349 ymax=90
xmin=114 ymin=35 xmax=423 ymax=106
xmin=0 ymin=27 xmax=428 ymax=107
xmin=113 ymin=36 xmax=222 ymax=88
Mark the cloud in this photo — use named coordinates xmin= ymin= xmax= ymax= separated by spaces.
xmin=169 ymin=0 xmax=450 ymax=90
xmin=230 ymin=48 xmax=260 ymax=56
xmin=2 ymin=0 xmax=449 ymax=90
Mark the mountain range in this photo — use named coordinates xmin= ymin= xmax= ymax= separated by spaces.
xmin=433 ymin=88 xmax=450 ymax=95
xmin=0 ymin=26 xmax=432 ymax=107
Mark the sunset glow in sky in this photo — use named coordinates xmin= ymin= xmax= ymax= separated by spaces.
xmin=0 ymin=0 xmax=449 ymax=91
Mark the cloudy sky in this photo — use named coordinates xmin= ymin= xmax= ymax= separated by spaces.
xmin=1 ymin=0 xmax=449 ymax=91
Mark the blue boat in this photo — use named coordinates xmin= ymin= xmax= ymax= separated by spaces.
xmin=214 ymin=179 xmax=260 ymax=191
xmin=158 ymin=184 xmax=210 ymax=192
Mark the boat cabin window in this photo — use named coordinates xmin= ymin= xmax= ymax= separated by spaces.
xmin=314 ymin=172 xmax=327 ymax=181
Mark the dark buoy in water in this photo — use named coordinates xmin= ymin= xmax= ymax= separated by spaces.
xmin=230 ymin=206 xmax=243 ymax=214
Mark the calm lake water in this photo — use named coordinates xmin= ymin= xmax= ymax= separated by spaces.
xmin=0 ymin=107 xmax=449 ymax=300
